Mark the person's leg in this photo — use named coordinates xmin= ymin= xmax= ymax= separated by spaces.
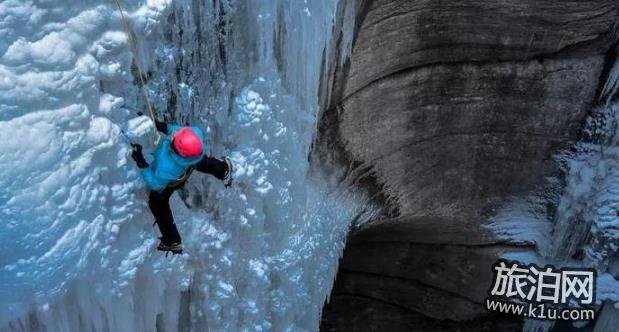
xmin=195 ymin=156 xmax=229 ymax=180
xmin=148 ymin=188 xmax=182 ymax=245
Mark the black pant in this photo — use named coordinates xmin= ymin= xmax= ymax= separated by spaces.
xmin=149 ymin=156 xmax=228 ymax=245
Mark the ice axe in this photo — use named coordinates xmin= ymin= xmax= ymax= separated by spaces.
xmin=117 ymin=130 xmax=143 ymax=159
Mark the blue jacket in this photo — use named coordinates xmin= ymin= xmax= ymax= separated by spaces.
xmin=140 ymin=124 xmax=206 ymax=191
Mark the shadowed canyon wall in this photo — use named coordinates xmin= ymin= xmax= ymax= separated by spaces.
xmin=315 ymin=0 xmax=619 ymax=330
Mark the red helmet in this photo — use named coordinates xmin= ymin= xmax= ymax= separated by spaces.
xmin=172 ymin=127 xmax=203 ymax=158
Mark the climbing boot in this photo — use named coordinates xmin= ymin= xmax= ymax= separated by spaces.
xmin=223 ymin=156 xmax=233 ymax=188
xmin=157 ymin=240 xmax=183 ymax=255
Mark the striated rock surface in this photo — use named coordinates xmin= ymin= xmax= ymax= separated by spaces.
xmin=317 ymin=0 xmax=619 ymax=330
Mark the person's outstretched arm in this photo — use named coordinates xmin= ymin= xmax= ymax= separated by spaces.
xmin=131 ymin=144 xmax=167 ymax=191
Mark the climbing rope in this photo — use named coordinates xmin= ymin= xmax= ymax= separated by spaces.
xmin=112 ymin=0 xmax=161 ymax=144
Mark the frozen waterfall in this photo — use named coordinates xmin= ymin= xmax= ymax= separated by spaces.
xmin=486 ymin=26 xmax=619 ymax=331
xmin=0 ymin=0 xmax=368 ymax=331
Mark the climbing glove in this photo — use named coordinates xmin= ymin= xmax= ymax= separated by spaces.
xmin=154 ymin=119 xmax=168 ymax=133
xmin=137 ymin=110 xmax=166 ymax=133
xmin=131 ymin=144 xmax=149 ymax=169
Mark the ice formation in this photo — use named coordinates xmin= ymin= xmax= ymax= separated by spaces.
xmin=486 ymin=27 xmax=619 ymax=329
xmin=0 ymin=0 xmax=366 ymax=331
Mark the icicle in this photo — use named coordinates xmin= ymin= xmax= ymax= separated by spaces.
xmin=1 ymin=0 xmax=368 ymax=330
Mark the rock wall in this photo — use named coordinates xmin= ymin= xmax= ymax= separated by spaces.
xmin=316 ymin=0 xmax=619 ymax=330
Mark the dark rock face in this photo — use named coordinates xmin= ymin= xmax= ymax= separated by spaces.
xmin=317 ymin=0 xmax=619 ymax=330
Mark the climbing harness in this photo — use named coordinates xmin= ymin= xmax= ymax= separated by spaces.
xmin=111 ymin=0 xmax=161 ymax=145
xmin=168 ymin=167 xmax=195 ymax=189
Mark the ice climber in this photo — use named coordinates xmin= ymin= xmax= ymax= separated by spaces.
xmin=130 ymin=119 xmax=233 ymax=254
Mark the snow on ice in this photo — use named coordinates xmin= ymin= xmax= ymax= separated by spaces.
xmin=0 ymin=0 xmax=368 ymax=331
